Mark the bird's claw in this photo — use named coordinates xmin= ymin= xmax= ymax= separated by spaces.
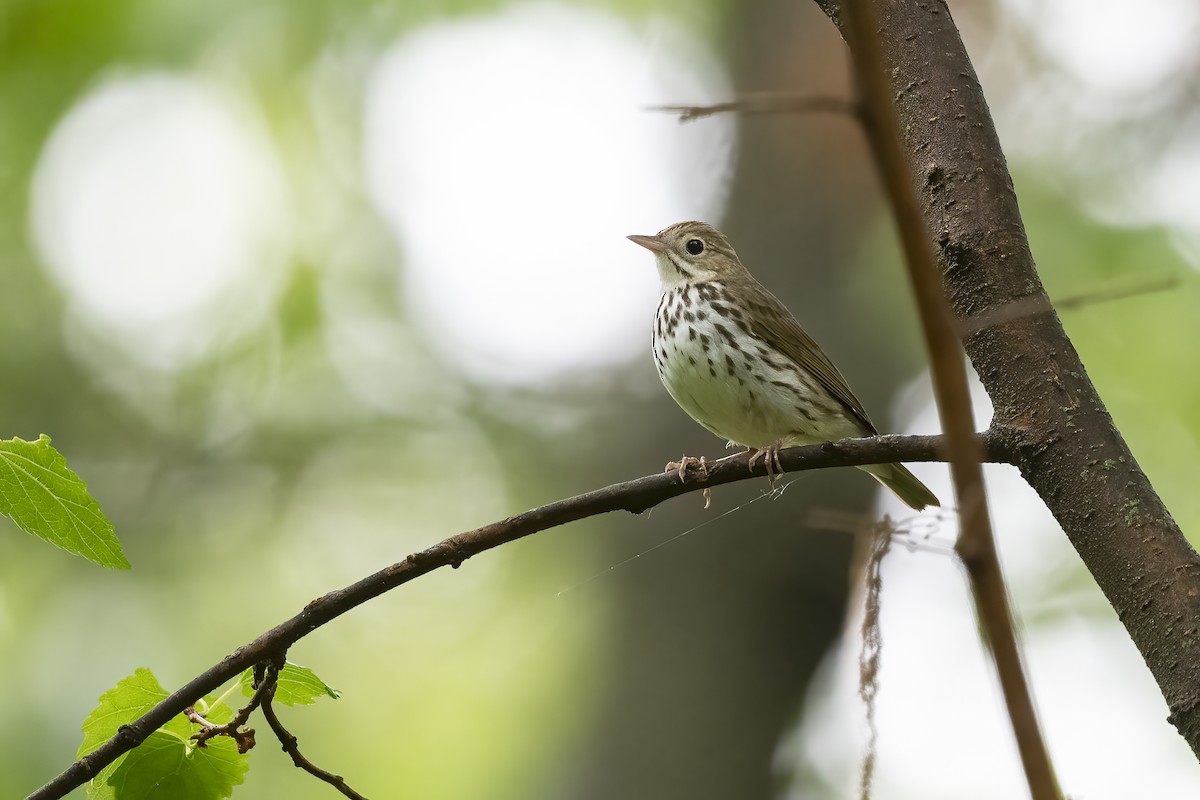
xmin=665 ymin=455 xmax=709 ymax=482
xmin=665 ymin=456 xmax=713 ymax=510
xmin=747 ymin=444 xmax=784 ymax=480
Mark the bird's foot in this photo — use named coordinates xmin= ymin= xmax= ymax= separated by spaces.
xmin=665 ymin=455 xmax=708 ymax=483
xmin=747 ymin=443 xmax=785 ymax=480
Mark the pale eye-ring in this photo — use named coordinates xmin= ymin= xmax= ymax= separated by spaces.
xmin=685 ymin=239 xmax=704 ymax=256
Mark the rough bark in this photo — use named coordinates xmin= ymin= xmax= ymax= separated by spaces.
xmin=814 ymin=0 xmax=1200 ymax=755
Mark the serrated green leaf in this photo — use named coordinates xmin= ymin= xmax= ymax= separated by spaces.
xmin=79 ymin=669 xmax=190 ymax=756
xmin=78 ymin=669 xmax=191 ymax=800
xmin=0 ymin=434 xmax=128 ymax=568
xmin=240 ymin=661 xmax=341 ymax=706
xmin=107 ymin=731 xmax=248 ymax=800
xmin=79 ymin=670 xmax=250 ymax=800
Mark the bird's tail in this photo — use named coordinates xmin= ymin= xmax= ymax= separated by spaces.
xmin=859 ymin=463 xmax=940 ymax=511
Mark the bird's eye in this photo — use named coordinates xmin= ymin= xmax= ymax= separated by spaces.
xmin=685 ymin=239 xmax=705 ymax=255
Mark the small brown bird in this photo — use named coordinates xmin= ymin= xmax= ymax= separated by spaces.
xmin=628 ymin=221 xmax=939 ymax=510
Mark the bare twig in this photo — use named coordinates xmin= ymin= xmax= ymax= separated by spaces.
xmin=185 ymin=666 xmax=278 ymax=754
xmin=650 ymin=92 xmax=858 ymax=122
xmin=1054 ymin=273 xmax=1182 ymax=310
xmin=959 ymin=273 xmax=1183 ymax=337
xmin=183 ymin=706 xmax=219 ymax=733
xmin=254 ymin=660 xmax=368 ymax=800
xmin=27 ymin=433 xmax=1006 ymax=800
xmin=842 ymin=0 xmax=1060 ymax=797
xmin=260 ymin=703 xmax=362 ymax=799
xmin=182 ymin=705 xmax=255 ymax=754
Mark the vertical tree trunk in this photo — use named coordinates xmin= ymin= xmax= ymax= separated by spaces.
xmin=812 ymin=0 xmax=1200 ymax=756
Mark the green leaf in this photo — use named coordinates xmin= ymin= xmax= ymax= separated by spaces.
xmin=79 ymin=669 xmax=250 ymax=800
xmin=107 ymin=732 xmax=248 ymax=800
xmin=79 ymin=669 xmax=184 ymax=756
xmin=0 ymin=434 xmax=128 ymax=568
xmin=241 ymin=661 xmax=341 ymax=706
xmin=78 ymin=669 xmax=190 ymax=800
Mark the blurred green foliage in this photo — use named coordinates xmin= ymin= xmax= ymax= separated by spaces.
xmin=1020 ymin=183 xmax=1200 ymax=534
xmin=1 ymin=1 xmax=615 ymax=797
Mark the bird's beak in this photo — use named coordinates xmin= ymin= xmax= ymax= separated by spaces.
xmin=627 ymin=234 xmax=666 ymax=253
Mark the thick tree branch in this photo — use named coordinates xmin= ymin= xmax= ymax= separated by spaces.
xmin=27 ymin=432 xmax=1004 ymax=800
xmin=842 ymin=1 xmax=1059 ymax=796
xmin=813 ymin=0 xmax=1200 ymax=760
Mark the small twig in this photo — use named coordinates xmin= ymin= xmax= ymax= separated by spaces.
xmin=1054 ymin=273 xmax=1182 ymax=310
xmin=184 ymin=706 xmax=215 ymax=730
xmin=185 ymin=665 xmax=280 ymax=754
xmin=650 ymin=92 xmax=859 ymax=123
xmin=260 ymin=665 xmax=367 ymax=800
xmin=959 ymin=273 xmax=1183 ymax=337
xmin=184 ymin=706 xmax=256 ymax=755
xmin=843 ymin=1 xmax=1061 ymax=797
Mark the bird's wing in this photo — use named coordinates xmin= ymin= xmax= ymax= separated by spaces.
xmin=738 ymin=279 xmax=879 ymax=435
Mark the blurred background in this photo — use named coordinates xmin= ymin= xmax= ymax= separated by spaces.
xmin=2 ymin=0 xmax=1199 ymax=797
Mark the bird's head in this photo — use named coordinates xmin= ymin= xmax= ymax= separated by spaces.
xmin=627 ymin=221 xmax=745 ymax=288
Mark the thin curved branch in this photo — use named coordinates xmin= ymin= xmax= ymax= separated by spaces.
xmin=255 ymin=658 xmax=368 ymax=799
xmin=27 ymin=432 xmax=1006 ymax=800
xmin=262 ymin=690 xmax=368 ymax=800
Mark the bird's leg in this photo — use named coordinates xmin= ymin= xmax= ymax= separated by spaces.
xmin=769 ymin=443 xmax=784 ymax=477
xmin=747 ymin=442 xmax=785 ymax=480
xmin=665 ymin=455 xmax=709 ymax=482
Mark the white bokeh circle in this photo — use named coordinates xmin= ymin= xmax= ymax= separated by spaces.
xmin=31 ymin=73 xmax=291 ymax=369
xmin=363 ymin=4 xmax=735 ymax=386
xmin=1004 ymin=0 xmax=1200 ymax=98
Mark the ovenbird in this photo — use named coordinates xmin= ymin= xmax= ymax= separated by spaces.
xmin=628 ymin=221 xmax=939 ymax=511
